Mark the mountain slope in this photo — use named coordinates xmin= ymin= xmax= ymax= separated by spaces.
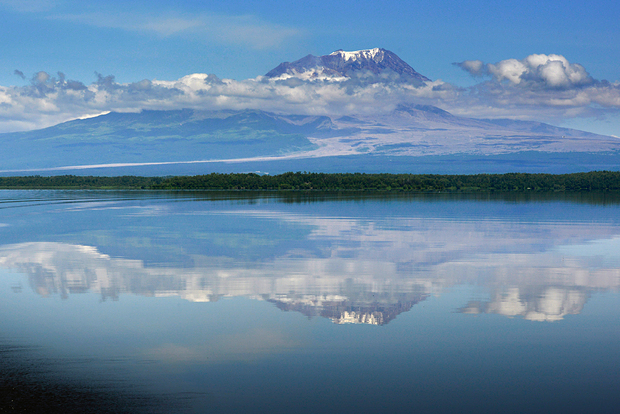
xmin=1 ymin=105 xmax=618 ymax=174
xmin=0 ymin=109 xmax=325 ymax=169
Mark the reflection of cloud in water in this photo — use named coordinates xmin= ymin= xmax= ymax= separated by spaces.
xmin=211 ymin=210 xmax=620 ymax=266
xmin=1 ymin=212 xmax=619 ymax=323
xmin=460 ymin=287 xmax=588 ymax=322
xmin=142 ymin=329 xmax=302 ymax=364
xmin=556 ymin=236 xmax=620 ymax=267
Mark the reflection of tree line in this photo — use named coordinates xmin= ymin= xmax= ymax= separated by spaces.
xmin=1 ymin=242 xmax=618 ymax=324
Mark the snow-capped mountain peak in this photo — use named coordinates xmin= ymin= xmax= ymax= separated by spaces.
xmin=265 ymin=48 xmax=430 ymax=83
xmin=329 ymin=48 xmax=383 ymax=62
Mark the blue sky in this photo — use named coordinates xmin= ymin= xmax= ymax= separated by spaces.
xmin=0 ymin=0 xmax=619 ymax=135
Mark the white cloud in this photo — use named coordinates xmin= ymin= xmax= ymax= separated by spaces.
xmin=49 ymin=11 xmax=301 ymax=49
xmin=457 ymin=54 xmax=595 ymax=89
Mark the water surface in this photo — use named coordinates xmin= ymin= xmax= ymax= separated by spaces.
xmin=1 ymin=190 xmax=619 ymax=413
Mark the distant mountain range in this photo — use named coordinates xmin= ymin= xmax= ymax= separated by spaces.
xmin=0 ymin=48 xmax=619 ymax=175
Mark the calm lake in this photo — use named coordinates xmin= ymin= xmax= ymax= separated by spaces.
xmin=1 ymin=190 xmax=619 ymax=413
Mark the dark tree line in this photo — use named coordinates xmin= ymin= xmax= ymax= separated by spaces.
xmin=0 ymin=175 xmax=162 ymax=189
xmin=1 ymin=171 xmax=620 ymax=192
xmin=151 ymin=171 xmax=620 ymax=192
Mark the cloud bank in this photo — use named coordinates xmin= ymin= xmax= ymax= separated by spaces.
xmin=0 ymin=70 xmax=455 ymax=132
xmin=1 ymin=53 xmax=619 ymax=133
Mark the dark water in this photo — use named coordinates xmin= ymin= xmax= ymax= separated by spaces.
xmin=1 ymin=190 xmax=619 ymax=413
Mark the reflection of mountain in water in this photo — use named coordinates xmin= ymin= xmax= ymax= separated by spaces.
xmin=0 ymin=242 xmax=434 ymax=325
xmin=1 ymin=238 xmax=619 ymax=324
xmin=269 ymin=293 xmax=427 ymax=325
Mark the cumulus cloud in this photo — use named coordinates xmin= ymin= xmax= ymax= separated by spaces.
xmin=457 ymin=54 xmax=595 ymax=89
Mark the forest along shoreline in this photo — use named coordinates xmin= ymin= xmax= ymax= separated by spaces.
xmin=1 ymin=171 xmax=620 ymax=192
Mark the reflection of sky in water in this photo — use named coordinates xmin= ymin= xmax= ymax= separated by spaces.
xmin=556 ymin=236 xmax=620 ymax=265
xmin=1 ymin=191 xmax=620 ymax=413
